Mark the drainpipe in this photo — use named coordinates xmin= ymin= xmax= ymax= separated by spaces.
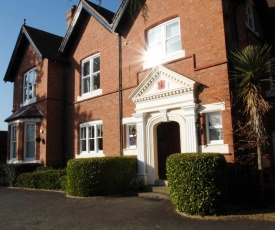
xmin=118 ymin=33 xmax=123 ymax=156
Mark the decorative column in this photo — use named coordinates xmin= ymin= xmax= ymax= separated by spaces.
xmin=133 ymin=112 xmax=148 ymax=185
xmin=182 ymin=104 xmax=198 ymax=152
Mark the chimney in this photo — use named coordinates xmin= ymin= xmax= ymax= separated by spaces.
xmin=66 ymin=5 xmax=77 ymax=28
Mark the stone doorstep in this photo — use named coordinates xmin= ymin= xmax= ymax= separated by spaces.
xmin=138 ymin=192 xmax=170 ymax=200
xmin=138 ymin=181 xmax=170 ymax=200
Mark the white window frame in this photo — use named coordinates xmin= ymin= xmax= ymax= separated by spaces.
xmin=78 ymin=54 xmax=102 ymax=101
xmin=24 ymin=122 xmax=36 ymax=162
xmin=144 ymin=17 xmax=185 ymax=69
xmin=10 ymin=124 xmax=17 ymax=160
xmin=205 ymin=111 xmax=224 ymax=145
xmin=22 ymin=68 xmax=37 ymax=106
xmin=126 ymin=124 xmax=137 ymax=149
xmin=78 ymin=120 xmax=103 ymax=157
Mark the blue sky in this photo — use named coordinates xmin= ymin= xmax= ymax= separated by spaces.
xmin=0 ymin=0 xmax=121 ymax=131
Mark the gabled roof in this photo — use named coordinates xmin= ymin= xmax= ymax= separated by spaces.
xmin=59 ymin=0 xmax=131 ymax=53
xmin=5 ymin=104 xmax=43 ymax=122
xmin=4 ymin=25 xmax=64 ymax=82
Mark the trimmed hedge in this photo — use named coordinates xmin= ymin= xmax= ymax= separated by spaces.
xmin=166 ymin=153 xmax=227 ymax=216
xmin=2 ymin=163 xmax=41 ymax=186
xmin=0 ymin=164 xmax=8 ymax=186
xmin=16 ymin=169 xmax=66 ymax=190
xmin=66 ymin=156 xmax=137 ymax=197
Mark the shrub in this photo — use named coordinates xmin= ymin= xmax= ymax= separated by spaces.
xmin=166 ymin=153 xmax=227 ymax=216
xmin=66 ymin=156 xmax=137 ymax=197
xmin=2 ymin=163 xmax=41 ymax=186
xmin=0 ymin=164 xmax=8 ymax=186
xmin=16 ymin=169 xmax=66 ymax=190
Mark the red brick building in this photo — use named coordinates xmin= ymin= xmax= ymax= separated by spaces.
xmin=3 ymin=0 xmax=275 ymax=184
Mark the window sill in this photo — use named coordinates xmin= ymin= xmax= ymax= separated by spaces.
xmin=7 ymin=159 xmax=22 ymax=164
xmin=199 ymin=143 xmax=229 ymax=153
xmin=23 ymin=160 xmax=40 ymax=163
xmin=123 ymin=148 xmax=137 ymax=156
xmin=77 ymin=89 xmax=102 ymax=102
xmin=21 ymin=98 xmax=37 ymax=107
xmin=143 ymin=50 xmax=185 ymax=69
xmin=76 ymin=152 xmax=104 ymax=158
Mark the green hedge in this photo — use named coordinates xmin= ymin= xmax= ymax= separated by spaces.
xmin=16 ymin=169 xmax=66 ymax=190
xmin=2 ymin=163 xmax=41 ymax=186
xmin=166 ymin=153 xmax=227 ymax=216
xmin=0 ymin=164 xmax=8 ymax=186
xmin=66 ymin=156 xmax=137 ymax=197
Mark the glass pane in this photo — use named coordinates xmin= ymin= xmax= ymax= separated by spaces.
xmin=24 ymin=88 xmax=28 ymax=101
xmin=166 ymin=36 xmax=181 ymax=55
xmin=12 ymin=126 xmax=17 ymax=141
xmin=33 ymin=70 xmax=37 ymax=83
xmin=209 ymin=128 xmax=223 ymax=141
xmin=26 ymin=124 xmax=35 ymax=141
xmin=166 ymin=21 xmax=179 ymax=38
xmin=89 ymin=139 xmax=95 ymax=151
xmin=98 ymin=138 xmax=103 ymax=151
xmin=26 ymin=141 xmax=35 ymax=158
xmin=208 ymin=113 xmax=222 ymax=127
xmin=91 ymin=126 xmax=95 ymax=138
xmin=83 ymin=76 xmax=90 ymax=93
xmin=93 ymin=56 xmax=100 ymax=73
xmin=81 ymin=140 xmax=86 ymax=152
xmin=93 ymin=73 xmax=100 ymax=90
xmin=148 ymin=27 xmax=162 ymax=46
xmin=29 ymin=71 xmax=33 ymax=83
xmin=81 ymin=127 xmax=86 ymax=139
xmin=83 ymin=61 xmax=90 ymax=76
xmin=88 ymin=127 xmax=92 ymax=138
xmin=24 ymin=75 xmax=28 ymax=87
xmin=28 ymin=85 xmax=33 ymax=99
xmin=97 ymin=125 xmax=102 ymax=137
xmin=129 ymin=137 xmax=136 ymax=146
xmin=11 ymin=143 xmax=16 ymax=158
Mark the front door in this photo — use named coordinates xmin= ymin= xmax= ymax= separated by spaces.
xmin=157 ymin=121 xmax=180 ymax=179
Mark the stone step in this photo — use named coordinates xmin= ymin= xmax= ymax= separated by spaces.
xmin=138 ymin=192 xmax=170 ymax=200
xmin=152 ymin=186 xmax=169 ymax=194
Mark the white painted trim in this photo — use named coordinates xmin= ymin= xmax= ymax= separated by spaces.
xmin=76 ymin=153 xmax=105 ymax=158
xmin=123 ymin=149 xmax=137 ymax=156
xmin=122 ymin=117 xmax=136 ymax=124
xmin=199 ymin=144 xmax=229 ymax=153
xmin=77 ymin=89 xmax=102 ymax=101
xmin=198 ymin=102 xmax=225 ymax=113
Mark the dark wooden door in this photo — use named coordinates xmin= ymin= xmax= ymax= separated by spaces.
xmin=157 ymin=121 xmax=180 ymax=179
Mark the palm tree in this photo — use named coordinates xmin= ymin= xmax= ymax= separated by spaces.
xmin=231 ymin=44 xmax=273 ymax=202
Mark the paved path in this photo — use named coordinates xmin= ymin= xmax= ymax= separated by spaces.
xmin=0 ymin=187 xmax=274 ymax=230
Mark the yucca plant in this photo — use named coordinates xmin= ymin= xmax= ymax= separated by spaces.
xmin=231 ymin=44 xmax=273 ymax=202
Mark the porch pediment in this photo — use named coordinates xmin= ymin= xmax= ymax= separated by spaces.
xmin=129 ymin=65 xmax=196 ymax=104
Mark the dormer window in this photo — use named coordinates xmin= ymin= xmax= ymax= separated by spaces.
xmin=23 ymin=68 xmax=37 ymax=105
xmin=144 ymin=17 xmax=185 ymax=68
